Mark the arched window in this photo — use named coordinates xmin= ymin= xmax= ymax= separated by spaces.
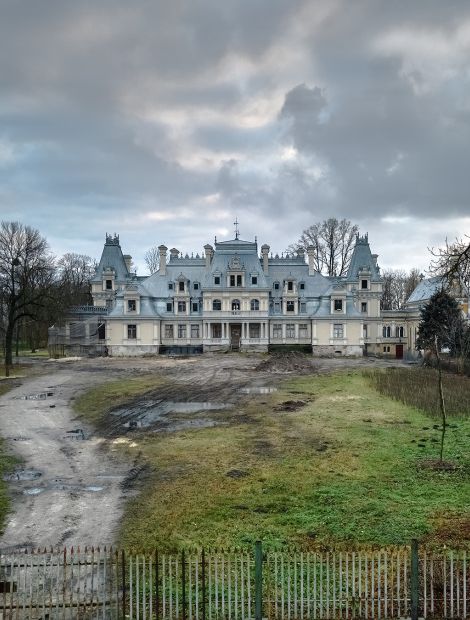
xmin=250 ymin=299 xmax=259 ymax=311
xmin=213 ymin=299 xmax=222 ymax=311
xmin=396 ymin=326 xmax=404 ymax=338
xmin=232 ymin=299 xmax=240 ymax=312
xmin=383 ymin=326 xmax=391 ymax=338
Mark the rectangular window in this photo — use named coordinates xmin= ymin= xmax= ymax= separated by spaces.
xmin=127 ymin=299 xmax=136 ymax=312
xmin=166 ymin=302 xmax=173 ymax=312
xmin=164 ymin=325 xmax=174 ymax=338
xmin=273 ymin=324 xmax=282 ymax=338
xmin=237 ymin=274 xmax=242 ymax=287
xmin=286 ymin=324 xmax=295 ymax=338
xmin=251 ymin=276 xmax=257 ymax=285
xmin=286 ymin=300 xmax=295 ymax=312
xmin=274 ymin=282 xmax=280 ymax=290
xmin=179 ymin=281 xmax=185 ymax=292
xmin=363 ymin=324 xmax=368 ymax=337
xmin=333 ymin=324 xmax=344 ymax=338
xmin=168 ymin=282 xmax=173 ymax=290
xmin=212 ymin=324 xmax=222 ymax=338
xmin=191 ymin=324 xmax=200 ymax=338
xmin=214 ymin=276 xmax=220 ymax=285
xmin=192 ymin=302 xmax=199 ymax=312
xmin=127 ymin=324 xmax=137 ymax=339
xmin=230 ymin=275 xmax=236 ymax=287
xmin=178 ymin=301 xmax=186 ymax=313
xmin=274 ymin=302 xmax=281 ymax=313
xmin=300 ymin=282 xmax=305 ymax=290
xmin=105 ymin=279 xmax=113 ymax=290
xmin=178 ymin=324 xmax=186 ymax=338
xmin=361 ymin=302 xmax=367 ymax=313
xmin=361 ymin=279 xmax=368 ymax=289
xmin=249 ymin=323 xmax=260 ymax=338
xmin=299 ymin=324 xmax=308 ymax=338
xmin=287 ymin=281 xmax=293 ymax=291
xmin=194 ymin=282 xmax=199 ymax=290
xmin=300 ymin=302 xmax=307 ymax=313
xmin=334 ymin=299 xmax=343 ymax=312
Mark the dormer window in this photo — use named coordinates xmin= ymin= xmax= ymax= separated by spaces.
xmin=229 ymin=274 xmax=243 ymax=287
xmin=286 ymin=300 xmax=295 ymax=312
xmin=287 ymin=281 xmax=294 ymax=291
xmin=106 ymin=279 xmax=113 ymax=290
xmin=334 ymin=299 xmax=343 ymax=312
xmin=251 ymin=276 xmax=258 ymax=285
xmin=127 ymin=299 xmax=136 ymax=312
xmin=166 ymin=301 xmax=173 ymax=312
xmin=361 ymin=279 xmax=368 ymax=289
xmin=299 ymin=282 xmax=305 ymax=291
xmin=273 ymin=282 xmax=280 ymax=291
xmin=168 ymin=282 xmax=174 ymax=290
xmin=194 ymin=282 xmax=199 ymax=290
xmin=214 ymin=276 xmax=220 ymax=285
xmin=178 ymin=301 xmax=186 ymax=312
xmin=178 ymin=281 xmax=185 ymax=292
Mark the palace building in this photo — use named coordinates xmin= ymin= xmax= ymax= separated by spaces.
xmin=50 ymin=228 xmax=433 ymax=359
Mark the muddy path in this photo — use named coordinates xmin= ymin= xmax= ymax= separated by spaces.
xmin=0 ymin=354 xmax=407 ymax=549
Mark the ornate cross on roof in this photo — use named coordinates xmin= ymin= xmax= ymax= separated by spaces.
xmin=234 ymin=217 xmax=240 ymax=240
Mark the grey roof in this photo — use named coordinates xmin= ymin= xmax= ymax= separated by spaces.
xmin=406 ymin=277 xmax=443 ymax=305
xmin=91 ymin=234 xmax=130 ymax=282
xmin=346 ymin=234 xmax=381 ymax=282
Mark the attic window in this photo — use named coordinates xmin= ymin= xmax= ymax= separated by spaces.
xmin=299 ymin=282 xmax=305 ymax=290
xmin=194 ymin=282 xmax=199 ymax=290
xmin=251 ymin=276 xmax=258 ymax=285
xmin=178 ymin=281 xmax=185 ymax=292
xmin=361 ymin=279 xmax=368 ymax=289
xmin=287 ymin=281 xmax=294 ymax=291
xmin=168 ymin=283 xmax=173 ymax=290
xmin=127 ymin=299 xmax=136 ymax=312
xmin=273 ymin=282 xmax=280 ymax=290
xmin=106 ymin=279 xmax=113 ymax=290
xmin=334 ymin=299 xmax=343 ymax=311
xmin=166 ymin=302 xmax=173 ymax=312
xmin=214 ymin=276 xmax=220 ymax=285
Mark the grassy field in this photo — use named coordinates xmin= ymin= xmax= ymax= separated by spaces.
xmin=75 ymin=369 xmax=470 ymax=550
xmin=0 ymin=383 xmax=20 ymax=530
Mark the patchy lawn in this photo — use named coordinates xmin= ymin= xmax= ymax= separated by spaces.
xmin=0 ymin=383 xmax=21 ymax=532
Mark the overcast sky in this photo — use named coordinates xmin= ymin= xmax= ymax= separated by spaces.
xmin=1 ymin=0 xmax=470 ymax=275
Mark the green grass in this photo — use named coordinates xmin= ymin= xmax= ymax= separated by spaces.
xmin=0 ymin=383 xmax=21 ymax=532
xmin=75 ymin=371 xmax=470 ymax=550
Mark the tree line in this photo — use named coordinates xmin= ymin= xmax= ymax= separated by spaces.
xmin=0 ymin=221 xmax=95 ymax=375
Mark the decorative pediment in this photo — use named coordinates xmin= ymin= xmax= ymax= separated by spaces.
xmin=228 ymin=254 xmax=244 ymax=271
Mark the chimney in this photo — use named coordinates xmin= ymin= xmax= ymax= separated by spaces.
xmin=306 ymin=246 xmax=316 ymax=276
xmin=204 ymin=244 xmax=214 ymax=268
xmin=158 ymin=245 xmax=167 ymax=276
xmin=261 ymin=244 xmax=270 ymax=275
xmin=170 ymin=248 xmax=179 ymax=260
xmin=297 ymin=248 xmax=305 ymax=261
xmin=123 ymin=254 xmax=132 ymax=272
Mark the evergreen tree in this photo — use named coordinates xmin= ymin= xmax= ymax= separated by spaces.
xmin=416 ymin=288 xmax=465 ymax=355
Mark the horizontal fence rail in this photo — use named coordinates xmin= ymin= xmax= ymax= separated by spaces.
xmin=0 ymin=542 xmax=469 ymax=619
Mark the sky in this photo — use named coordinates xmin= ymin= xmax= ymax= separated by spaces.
xmin=1 ymin=0 xmax=470 ymax=276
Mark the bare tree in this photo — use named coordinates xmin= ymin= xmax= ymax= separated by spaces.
xmin=0 ymin=222 xmax=55 ymax=375
xmin=56 ymin=253 xmax=95 ymax=307
xmin=430 ymin=235 xmax=470 ymax=290
xmin=288 ymin=218 xmax=359 ymax=276
xmin=144 ymin=246 xmax=160 ymax=274
xmin=381 ymin=268 xmax=421 ymax=310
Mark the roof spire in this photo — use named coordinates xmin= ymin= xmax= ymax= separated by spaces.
xmin=234 ymin=217 xmax=240 ymax=240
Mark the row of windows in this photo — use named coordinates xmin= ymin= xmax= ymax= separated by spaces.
xmin=383 ymin=326 xmax=405 ymax=338
xmin=211 ymin=299 xmax=261 ymax=311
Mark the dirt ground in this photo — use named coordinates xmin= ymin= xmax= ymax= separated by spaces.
xmin=0 ymin=353 xmax=408 ymax=550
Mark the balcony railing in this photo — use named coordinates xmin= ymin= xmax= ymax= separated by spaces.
xmin=69 ymin=305 xmax=108 ymax=315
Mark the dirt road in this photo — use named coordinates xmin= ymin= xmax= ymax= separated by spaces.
xmin=0 ymin=354 xmax=407 ymax=549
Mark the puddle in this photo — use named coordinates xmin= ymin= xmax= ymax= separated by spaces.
xmin=23 ymin=488 xmax=44 ymax=495
xmin=65 ymin=429 xmax=86 ymax=440
xmin=16 ymin=391 xmax=54 ymax=400
xmin=238 ymin=387 xmax=278 ymax=394
xmin=7 ymin=436 xmax=30 ymax=442
xmin=3 ymin=469 xmax=42 ymax=482
xmin=113 ymin=401 xmax=232 ymax=429
xmin=84 ymin=486 xmax=104 ymax=492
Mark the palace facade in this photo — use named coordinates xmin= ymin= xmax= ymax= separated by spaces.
xmin=51 ymin=230 xmax=436 ymax=358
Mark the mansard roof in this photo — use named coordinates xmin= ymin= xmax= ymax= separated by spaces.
xmin=91 ymin=233 xmax=130 ymax=282
xmin=346 ymin=233 xmax=381 ymax=282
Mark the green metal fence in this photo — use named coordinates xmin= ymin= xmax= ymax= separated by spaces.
xmin=0 ymin=542 xmax=469 ymax=619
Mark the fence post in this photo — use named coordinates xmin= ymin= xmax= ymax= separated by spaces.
xmin=411 ymin=539 xmax=419 ymax=620
xmin=255 ymin=541 xmax=263 ymax=620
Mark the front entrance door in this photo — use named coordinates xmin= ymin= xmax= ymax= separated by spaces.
xmin=396 ymin=344 xmax=404 ymax=359
xmin=230 ymin=324 xmax=241 ymax=350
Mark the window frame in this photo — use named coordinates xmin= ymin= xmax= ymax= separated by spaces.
xmin=250 ymin=299 xmax=260 ymax=311
xmin=212 ymin=299 xmax=222 ymax=311
xmin=127 ymin=324 xmax=137 ymax=340
xmin=333 ymin=323 xmax=344 ymax=339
